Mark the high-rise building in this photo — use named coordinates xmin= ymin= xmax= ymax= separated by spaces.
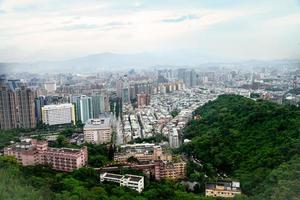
xmin=177 ymin=69 xmax=197 ymax=88
xmin=42 ymin=103 xmax=75 ymax=126
xmin=44 ymin=81 xmax=56 ymax=93
xmin=35 ymin=96 xmax=45 ymax=123
xmin=0 ymin=79 xmax=36 ymax=130
xmin=7 ymin=79 xmax=21 ymax=90
xmin=116 ymin=75 xmax=131 ymax=103
xmin=15 ymin=85 xmax=37 ymax=129
xmin=92 ymin=92 xmax=105 ymax=118
xmin=92 ymin=90 xmax=110 ymax=118
xmin=0 ymin=82 xmax=18 ymax=129
xmin=137 ymin=93 xmax=150 ymax=108
xmin=169 ymin=128 xmax=180 ymax=148
xmin=73 ymin=95 xmax=93 ymax=124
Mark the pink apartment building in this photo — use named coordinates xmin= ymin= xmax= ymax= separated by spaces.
xmin=4 ymin=139 xmax=88 ymax=172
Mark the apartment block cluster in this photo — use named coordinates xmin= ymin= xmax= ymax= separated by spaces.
xmin=116 ymin=75 xmax=152 ymax=104
xmin=0 ymin=78 xmax=37 ymax=129
xmin=122 ymin=112 xmax=141 ymax=143
xmin=120 ymin=88 xmax=217 ymax=148
xmin=4 ymin=138 xmax=88 ymax=172
xmin=37 ymin=92 xmax=110 ymax=126
xmin=0 ymin=76 xmax=112 ymax=129
xmin=113 ymin=143 xmax=186 ymax=180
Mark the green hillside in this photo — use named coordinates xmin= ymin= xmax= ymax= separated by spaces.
xmin=182 ymin=94 xmax=300 ymax=198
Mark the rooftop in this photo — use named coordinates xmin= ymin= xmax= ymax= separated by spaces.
xmin=43 ymin=103 xmax=73 ymax=110
xmin=84 ymin=118 xmax=111 ymax=129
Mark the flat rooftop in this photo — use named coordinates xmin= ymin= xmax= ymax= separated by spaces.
xmin=124 ymin=174 xmax=143 ymax=182
xmin=84 ymin=118 xmax=111 ymax=129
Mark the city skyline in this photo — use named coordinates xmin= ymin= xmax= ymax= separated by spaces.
xmin=0 ymin=0 xmax=299 ymax=63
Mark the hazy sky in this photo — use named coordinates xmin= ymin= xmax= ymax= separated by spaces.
xmin=0 ymin=0 xmax=300 ymax=62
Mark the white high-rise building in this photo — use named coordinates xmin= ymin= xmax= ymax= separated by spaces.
xmin=83 ymin=118 xmax=112 ymax=144
xmin=169 ymin=128 xmax=180 ymax=148
xmin=42 ymin=103 xmax=75 ymax=126
xmin=44 ymin=82 xmax=56 ymax=93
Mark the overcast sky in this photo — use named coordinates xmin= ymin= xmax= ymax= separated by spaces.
xmin=0 ymin=0 xmax=299 ymax=62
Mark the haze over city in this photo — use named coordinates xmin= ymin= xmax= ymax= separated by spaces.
xmin=1 ymin=1 xmax=300 ymax=200
xmin=0 ymin=0 xmax=299 ymax=64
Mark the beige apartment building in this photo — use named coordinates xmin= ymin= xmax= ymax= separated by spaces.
xmin=205 ymin=181 xmax=241 ymax=198
xmin=84 ymin=118 xmax=112 ymax=144
xmin=154 ymin=160 xmax=186 ymax=180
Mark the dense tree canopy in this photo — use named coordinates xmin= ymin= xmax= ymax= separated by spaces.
xmin=181 ymin=94 xmax=300 ymax=198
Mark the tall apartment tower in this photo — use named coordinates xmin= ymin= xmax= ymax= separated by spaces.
xmin=137 ymin=93 xmax=150 ymax=108
xmin=15 ymin=85 xmax=37 ymax=129
xmin=0 ymin=80 xmax=36 ymax=129
xmin=0 ymin=83 xmax=18 ymax=129
xmin=73 ymin=95 xmax=93 ymax=124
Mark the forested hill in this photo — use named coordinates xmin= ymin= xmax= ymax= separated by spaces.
xmin=182 ymin=94 xmax=300 ymax=199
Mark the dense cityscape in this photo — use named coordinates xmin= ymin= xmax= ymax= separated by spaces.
xmin=1 ymin=0 xmax=300 ymax=199
xmin=1 ymin=61 xmax=300 ymax=199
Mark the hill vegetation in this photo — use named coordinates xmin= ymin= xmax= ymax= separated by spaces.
xmin=181 ymin=94 xmax=300 ymax=199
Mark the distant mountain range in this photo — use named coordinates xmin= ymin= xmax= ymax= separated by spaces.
xmin=0 ymin=52 xmax=299 ymax=74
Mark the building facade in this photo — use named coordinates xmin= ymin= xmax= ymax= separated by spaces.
xmin=169 ymin=128 xmax=180 ymax=148
xmin=15 ymin=85 xmax=37 ymax=129
xmin=205 ymin=181 xmax=241 ymax=198
xmin=4 ymin=139 xmax=88 ymax=172
xmin=137 ymin=93 xmax=150 ymax=108
xmin=73 ymin=95 xmax=93 ymax=123
xmin=0 ymin=79 xmax=36 ymax=129
xmin=84 ymin=118 xmax=112 ymax=144
xmin=154 ymin=160 xmax=186 ymax=180
xmin=42 ymin=103 xmax=75 ymax=125
xmin=0 ymin=82 xmax=18 ymax=129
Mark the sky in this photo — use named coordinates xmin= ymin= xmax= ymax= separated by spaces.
xmin=0 ymin=0 xmax=300 ymax=62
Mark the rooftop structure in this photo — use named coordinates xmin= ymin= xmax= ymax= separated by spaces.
xmin=100 ymin=173 xmax=144 ymax=193
xmin=114 ymin=143 xmax=172 ymax=162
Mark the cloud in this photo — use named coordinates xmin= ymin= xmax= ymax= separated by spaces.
xmin=61 ymin=24 xmax=99 ymax=31
xmin=0 ymin=0 xmax=299 ymax=62
xmin=263 ymin=13 xmax=300 ymax=28
xmin=161 ymin=14 xmax=200 ymax=23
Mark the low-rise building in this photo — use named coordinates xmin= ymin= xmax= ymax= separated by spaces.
xmin=205 ymin=181 xmax=241 ymax=198
xmin=154 ymin=160 xmax=186 ymax=180
xmin=42 ymin=103 xmax=75 ymax=126
xmin=84 ymin=118 xmax=112 ymax=144
xmin=100 ymin=173 xmax=144 ymax=193
xmin=114 ymin=143 xmax=172 ymax=162
xmin=4 ymin=139 xmax=87 ymax=172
